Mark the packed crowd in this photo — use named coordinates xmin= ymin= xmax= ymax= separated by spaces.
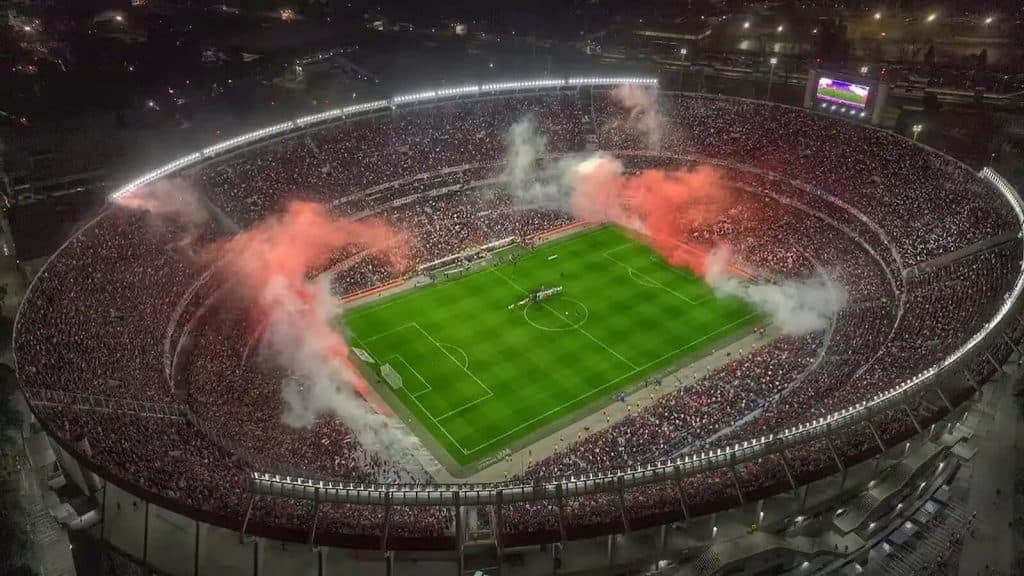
xmin=13 ymin=88 xmax=1022 ymax=544
xmin=595 ymin=92 xmax=1016 ymax=268
xmin=196 ymin=93 xmax=584 ymax=227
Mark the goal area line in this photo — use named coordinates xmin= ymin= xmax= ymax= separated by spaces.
xmin=363 ymin=311 xmax=757 ymax=458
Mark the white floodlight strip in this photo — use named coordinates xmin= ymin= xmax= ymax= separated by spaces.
xmin=295 ymin=109 xmax=346 ymax=127
xmin=105 ymin=77 xmax=637 ymax=199
xmin=435 ymin=85 xmax=480 ymax=97
xmin=200 ymin=121 xmax=295 ymax=157
xmin=250 ymin=167 xmax=1024 ymax=494
xmin=342 ymin=99 xmax=389 ymax=116
xmin=391 ymin=90 xmax=438 ymax=105
xmin=111 ymin=152 xmax=202 ymax=199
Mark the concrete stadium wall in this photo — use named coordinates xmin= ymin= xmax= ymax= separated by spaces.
xmin=86 ymin=416 xmax=964 ymax=576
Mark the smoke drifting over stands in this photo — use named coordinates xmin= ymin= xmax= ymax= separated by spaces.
xmin=13 ymin=87 xmax=1021 ymax=543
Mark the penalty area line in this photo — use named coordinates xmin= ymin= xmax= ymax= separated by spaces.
xmin=385 ymin=354 xmax=432 ymax=396
xmin=352 ymin=329 xmax=472 ymax=455
xmin=462 ymin=311 xmax=759 ymax=455
xmin=413 ymin=323 xmax=493 ymax=396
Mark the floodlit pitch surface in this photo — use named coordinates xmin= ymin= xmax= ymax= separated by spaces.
xmin=344 ymin=226 xmax=759 ymax=467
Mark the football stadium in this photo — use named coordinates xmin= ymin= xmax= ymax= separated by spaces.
xmin=12 ymin=76 xmax=1024 ymax=576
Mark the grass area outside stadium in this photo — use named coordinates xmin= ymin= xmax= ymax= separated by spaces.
xmin=342 ymin=226 xmax=760 ymax=469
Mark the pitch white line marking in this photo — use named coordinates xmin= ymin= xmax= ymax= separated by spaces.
xmin=603 ymin=245 xmax=711 ymax=305
xmin=403 ymin=387 xmax=471 ymax=454
xmin=386 ymin=355 xmax=432 ymax=396
xmin=435 ymin=394 xmax=494 ymax=420
xmin=360 ymin=323 xmax=416 ymax=343
xmin=462 ymin=311 xmax=758 ymax=454
xmin=491 ymin=267 xmax=639 ymax=370
xmin=522 ymin=299 xmax=589 ymax=332
xmin=412 ymin=323 xmax=494 ymax=424
xmin=354 ymin=326 xmax=473 ymax=454
xmin=413 ymin=324 xmax=492 ymax=395
xmin=439 ymin=343 xmax=469 ymax=369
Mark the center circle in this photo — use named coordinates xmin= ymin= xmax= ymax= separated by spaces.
xmin=523 ymin=298 xmax=589 ymax=331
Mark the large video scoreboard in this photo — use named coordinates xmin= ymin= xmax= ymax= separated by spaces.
xmin=816 ymin=77 xmax=871 ymax=109
xmin=805 ymin=70 xmax=884 ymax=125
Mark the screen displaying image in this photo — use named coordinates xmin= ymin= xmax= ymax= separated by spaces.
xmin=816 ymin=77 xmax=871 ymax=109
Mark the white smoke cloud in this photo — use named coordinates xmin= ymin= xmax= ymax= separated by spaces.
xmin=500 ymin=115 xmax=579 ymax=211
xmin=260 ymin=276 xmax=421 ymax=463
xmin=609 ymin=84 xmax=664 ymax=151
xmin=499 ymin=116 xmax=629 ymax=214
xmin=498 ymin=117 xmax=847 ymax=336
xmin=115 ymin=177 xmax=210 ymax=230
xmin=113 ymin=178 xmax=211 ymax=255
xmin=705 ymin=247 xmax=848 ymax=335
xmin=115 ymin=186 xmax=422 ymax=473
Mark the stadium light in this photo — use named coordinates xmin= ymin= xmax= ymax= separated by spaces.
xmin=860 ymin=65 xmax=869 ymax=75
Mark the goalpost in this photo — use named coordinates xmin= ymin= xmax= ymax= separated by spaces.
xmin=381 ymin=363 xmax=403 ymax=390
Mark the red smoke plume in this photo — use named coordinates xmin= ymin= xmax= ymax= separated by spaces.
xmin=211 ymin=201 xmax=410 ymax=409
xmin=570 ymin=160 xmax=734 ymax=275
xmin=216 ymin=201 xmax=409 ymax=296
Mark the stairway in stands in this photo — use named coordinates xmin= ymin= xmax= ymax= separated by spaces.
xmin=578 ymin=86 xmax=600 ymax=153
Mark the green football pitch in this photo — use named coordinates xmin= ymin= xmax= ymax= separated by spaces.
xmin=343 ymin=226 xmax=759 ymax=467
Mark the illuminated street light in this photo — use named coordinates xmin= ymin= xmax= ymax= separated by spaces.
xmin=925 ymin=13 xmax=937 ymax=22
xmin=874 ymin=12 xmax=881 ymax=20
xmin=767 ymin=57 xmax=778 ymax=100
xmin=984 ymin=16 xmax=994 ymax=25
xmin=860 ymin=65 xmax=869 ymax=75
xmin=912 ymin=124 xmax=924 ymax=141
xmin=114 ymin=14 xmax=124 ymax=22
xmin=812 ymin=28 xmax=818 ymax=34
xmin=743 ymin=21 xmax=750 ymax=29
xmin=678 ymin=48 xmax=688 ymax=86
xmin=776 ymin=25 xmax=784 ymax=33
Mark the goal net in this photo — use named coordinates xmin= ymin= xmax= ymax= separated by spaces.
xmin=381 ymin=363 xmax=403 ymax=389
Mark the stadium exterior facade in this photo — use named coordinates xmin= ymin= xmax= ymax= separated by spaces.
xmin=15 ymin=77 xmax=1024 ymax=575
